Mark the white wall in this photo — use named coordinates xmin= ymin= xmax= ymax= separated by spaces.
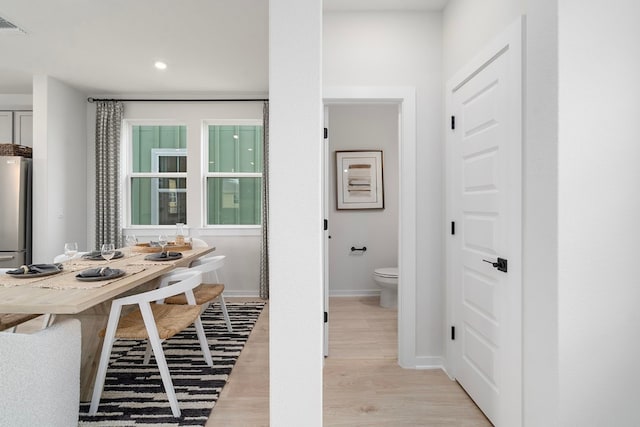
xmin=327 ymin=104 xmax=398 ymax=296
xmin=32 ymin=76 xmax=87 ymax=262
xmin=558 ymin=1 xmax=640 ymax=425
xmin=522 ymin=0 xmax=560 ymax=425
xmin=324 ymin=10 xmax=444 ymax=361
xmin=270 ymin=0 xmax=324 ymax=424
xmin=443 ymin=0 xmax=525 ymax=78
xmin=0 ymin=94 xmax=32 ymax=110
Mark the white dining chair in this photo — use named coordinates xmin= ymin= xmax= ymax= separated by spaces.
xmin=159 ymin=254 xmax=232 ymax=333
xmin=178 ymin=237 xmax=231 ymax=332
xmin=0 ymin=318 xmax=81 ymax=427
xmin=89 ymin=270 xmax=210 ymax=418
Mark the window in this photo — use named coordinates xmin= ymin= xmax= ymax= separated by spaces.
xmin=124 ymin=119 xmax=263 ymax=229
xmin=205 ymin=123 xmax=263 ymax=226
xmin=129 ymin=125 xmax=187 ymax=226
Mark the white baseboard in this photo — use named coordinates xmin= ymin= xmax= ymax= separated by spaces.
xmin=224 ymin=290 xmax=262 ymax=298
xmin=329 ymin=289 xmax=381 ymax=297
xmin=224 ymin=289 xmax=381 ymax=298
xmin=403 ymin=356 xmax=446 ymax=372
xmin=440 ymin=364 xmax=455 ymax=381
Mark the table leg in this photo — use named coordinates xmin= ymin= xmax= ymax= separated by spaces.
xmin=58 ymin=307 xmax=109 ymax=402
xmin=59 ymin=279 xmax=160 ymax=402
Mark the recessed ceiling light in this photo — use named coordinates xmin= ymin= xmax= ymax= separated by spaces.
xmin=154 ymin=61 xmax=167 ymax=70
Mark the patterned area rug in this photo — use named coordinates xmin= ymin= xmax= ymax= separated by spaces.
xmin=78 ymin=301 xmax=265 ymax=426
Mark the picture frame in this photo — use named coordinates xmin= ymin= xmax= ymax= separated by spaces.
xmin=335 ymin=150 xmax=384 ymax=210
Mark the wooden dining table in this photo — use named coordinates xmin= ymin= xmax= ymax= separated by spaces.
xmin=0 ymin=246 xmax=214 ymax=401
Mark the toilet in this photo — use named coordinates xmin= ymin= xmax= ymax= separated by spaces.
xmin=373 ymin=267 xmax=398 ymax=308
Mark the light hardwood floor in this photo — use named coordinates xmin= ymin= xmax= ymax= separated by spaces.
xmin=206 ymin=298 xmax=270 ymax=426
xmin=14 ymin=296 xmax=491 ymax=425
xmin=209 ymin=297 xmax=492 ymax=426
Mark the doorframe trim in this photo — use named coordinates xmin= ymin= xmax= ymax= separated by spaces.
xmin=324 ymin=86 xmax=417 ymax=367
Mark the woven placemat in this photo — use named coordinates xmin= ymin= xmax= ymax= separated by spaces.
xmin=30 ymin=266 xmax=146 ymax=290
xmin=0 ymin=271 xmax=63 ymax=288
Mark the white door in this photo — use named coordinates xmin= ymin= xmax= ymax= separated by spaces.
xmin=448 ymin=18 xmax=522 ymax=427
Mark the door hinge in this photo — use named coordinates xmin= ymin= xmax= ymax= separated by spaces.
xmin=451 ymin=221 xmax=455 ymax=235
xmin=451 ymin=116 xmax=456 ymax=130
xmin=451 ymin=326 xmax=455 ymax=340
xmin=324 ymin=127 xmax=328 ymax=139
xmin=324 ymin=311 xmax=328 ymax=323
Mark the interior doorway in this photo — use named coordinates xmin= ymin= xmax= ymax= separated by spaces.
xmin=323 ymin=103 xmax=399 ymax=357
xmin=323 ymin=87 xmax=417 ymax=366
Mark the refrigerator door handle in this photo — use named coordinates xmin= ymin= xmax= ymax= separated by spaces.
xmin=0 ymin=255 xmax=15 ymax=261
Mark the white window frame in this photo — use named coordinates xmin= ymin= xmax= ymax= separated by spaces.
xmin=202 ymin=119 xmax=263 ymax=229
xmin=150 ymin=148 xmax=188 ymax=225
xmin=122 ymin=120 xmax=188 ymax=229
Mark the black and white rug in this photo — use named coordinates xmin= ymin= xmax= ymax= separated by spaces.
xmin=78 ymin=301 xmax=265 ymax=426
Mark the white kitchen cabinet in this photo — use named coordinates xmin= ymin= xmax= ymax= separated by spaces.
xmin=0 ymin=111 xmax=12 ymax=143
xmin=13 ymin=111 xmax=32 ymax=147
xmin=0 ymin=111 xmax=32 ymax=146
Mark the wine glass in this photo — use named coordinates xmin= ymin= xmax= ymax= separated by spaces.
xmin=158 ymin=234 xmax=168 ymax=255
xmin=101 ymin=243 xmax=116 ymax=263
xmin=124 ymin=235 xmax=138 ymax=256
xmin=64 ymin=242 xmax=78 ymax=261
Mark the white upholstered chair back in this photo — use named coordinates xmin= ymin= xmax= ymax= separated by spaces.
xmin=0 ymin=319 xmax=81 ymax=426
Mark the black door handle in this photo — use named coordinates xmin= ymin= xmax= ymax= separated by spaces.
xmin=482 ymin=257 xmax=508 ymax=273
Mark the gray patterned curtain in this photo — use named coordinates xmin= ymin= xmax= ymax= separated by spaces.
xmin=259 ymin=101 xmax=270 ymax=299
xmin=95 ymin=101 xmax=124 ymax=250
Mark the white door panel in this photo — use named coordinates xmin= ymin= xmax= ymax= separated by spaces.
xmin=463 ymin=269 xmax=498 ymax=320
xmin=463 ymin=216 xmax=499 ymax=255
xmin=448 ymin=18 xmax=522 ymax=427
xmin=463 ymin=151 xmax=499 ymax=191
xmin=462 ymin=193 xmax=500 ymax=213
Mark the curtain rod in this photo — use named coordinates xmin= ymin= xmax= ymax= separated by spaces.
xmin=87 ymin=97 xmax=268 ymax=103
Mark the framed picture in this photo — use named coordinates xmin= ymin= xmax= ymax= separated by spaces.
xmin=335 ymin=150 xmax=384 ymax=210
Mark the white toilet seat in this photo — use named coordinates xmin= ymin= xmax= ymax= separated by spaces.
xmin=374 ymin=267 xmax=398 ymax=279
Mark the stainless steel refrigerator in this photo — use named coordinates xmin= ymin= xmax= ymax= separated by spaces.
xmin=0 ymin=156 xmax=32 ymax=268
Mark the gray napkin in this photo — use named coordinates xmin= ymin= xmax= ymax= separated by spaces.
xmin=146 ymin=251 xmax=182 ymax=259
xmin=76 ymin=267 xmax=114 ymax=278
xmin=7 ymin=264 xmax=62 ymax=275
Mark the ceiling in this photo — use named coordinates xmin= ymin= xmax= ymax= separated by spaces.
xmin=0 ymin=0 xmax=448 ymax=96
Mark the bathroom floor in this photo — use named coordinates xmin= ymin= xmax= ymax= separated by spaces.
xmin=324 ymin=296 xmax=491 ymax=425
xmin=327 ymin=296 xmax=397 ymax=360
